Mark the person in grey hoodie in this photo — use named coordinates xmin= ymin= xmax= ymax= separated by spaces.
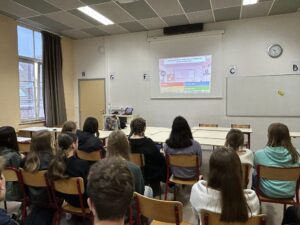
xmin=254 ymin=123 xmax=300 ymax=198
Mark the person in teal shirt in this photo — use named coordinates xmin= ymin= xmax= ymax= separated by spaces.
xmin=254 ymin=123 xmax=300 ymax=198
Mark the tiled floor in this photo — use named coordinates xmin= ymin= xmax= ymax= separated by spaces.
xmin=0 ymin=149 xmax=285 ymax=225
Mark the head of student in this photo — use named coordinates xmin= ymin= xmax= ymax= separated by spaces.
xmin=48 ymin=132 xmax=77 ymax=181
xmin=87 ymin=157 xmax=134 ymax=224
xmin=0 ymin=126 xmax=19 ymax=152
xmin=208 ymin=147 xmax=248 ymax=222
xmin=61 ymin=121 xmax=77 ymax=133
xmin=225 ymin=129 xmax=244 ymax=151
xmin=166 ymin=116 xmax=193 ymax=148
xmin=267 ymin=123 xmax=298 ymax=163
xmin=24 ymin=130 xmax=54 ymax=172
xmin=130 ymin=117 xmax=146 ymax=136
xmin=107 ymin=130 xmax=130 ymax=160
xmin=83 ymin=117 xmax=99 ymax=137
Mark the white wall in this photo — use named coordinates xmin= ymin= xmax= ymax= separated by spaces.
xmin=73 ymin=12 xmax=300 ymax=150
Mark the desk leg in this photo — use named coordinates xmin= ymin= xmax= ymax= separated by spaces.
xmin=247 ymin=133 xmax=251 ymax=149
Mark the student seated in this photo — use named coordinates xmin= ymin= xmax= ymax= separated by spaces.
xmin=254 ymin=123 xmax=300 ymax=198
xmin=107 ymin=130 xmax=145 ymax=195
xmin=0 ymin=126 xmax=23 ymax=201
xmin=190 ymin=147 xmax=260 ymax=225
xmin=164 ymin=116 xmax=202 ymax=179
xmin=128 ymin=117 xmax=166 ymax=195
xmin=76 ymin=117 xmax=104 ymax=154
xmin=0 ymin=156 xmax=18 ymax=225
xmin=225 ymin=128 xmax=254 ymax=166
xmin=61 ymin=121 xmax=77 ymax=133
xmin=105 ymin=113 xmax=120 ymax=131
xmin=87 ymin=157 xmax=134 ymax=225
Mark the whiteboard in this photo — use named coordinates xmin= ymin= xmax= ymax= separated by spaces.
xmin=226 ymin=75 xmax=300 ymax=117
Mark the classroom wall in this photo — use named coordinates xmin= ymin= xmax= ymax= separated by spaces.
xmin=0 ymin=15 xmax=75 ymax=129
xmin=73 ymin=12 xmax=300 ymax=150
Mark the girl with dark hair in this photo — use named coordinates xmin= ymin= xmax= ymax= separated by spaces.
xmin=254 ymin=123 xmax=300 ymax=198
xmin=190 ymin=148 xmax=260 ymax=224
xmin=225 ymin=128 xmax=254 ymax=166
xmin=76 ymin=117 xmax=104 ymax=154
xmin=48 ymin=132 xmax=90 ymax=207
xmin=0 ymin=126 xmax=22 ymax=201
xmin=129 ymin=117 xmax=166 ymax=196
xmin=164 ymin=116 xmax=202 ymax=179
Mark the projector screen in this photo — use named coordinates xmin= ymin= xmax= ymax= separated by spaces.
xmin=149 ymin=31 xmax=223 ymax=99
xmin=159 ymin=55 xmax=212 ymax=94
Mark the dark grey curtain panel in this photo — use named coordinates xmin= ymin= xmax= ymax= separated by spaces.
xmin=42 ymin=31 xmax=67 ymax=127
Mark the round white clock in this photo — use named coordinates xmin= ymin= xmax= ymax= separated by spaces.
xmin=268 ymin=44 xmax=283 ymax=58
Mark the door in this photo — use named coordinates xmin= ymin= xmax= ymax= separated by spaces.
xmin=79 ymin=79 xmax=105 ymax=129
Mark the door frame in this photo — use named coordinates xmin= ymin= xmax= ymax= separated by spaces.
xmin=78 ymin=78 xmax=106 ymax=129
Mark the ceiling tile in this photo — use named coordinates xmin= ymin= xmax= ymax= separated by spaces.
xmin=19 ymin=18 xmax=49 ymax=30
xmin=80 ymin=0 xmax=111 ymax=5
xmin=96 ymin=24 xmax=129 ymax=34
xmin=214 ymin=6 xmax=240 ymax=22
xmin=91 ymin=2 xmax=135 ymax=23
xmin=13 ymin=0 xmax=60 ymax=14
xmin=46 ymin=11 xmax=94 ymax=29
xmin=117 ymin=0 xmax=157 ymax=19
xmin=119 ymin=21 xmax=147 ymax=32
xmin=162 ymin=14 xmax=189 ymax=26
xmin=81 ymin=27 xmax=109 ymax=36
xmin=269 ymin=0 xmax=300 ymax=15
xmin=242 ymin=1 xmax=273 ymax=19
xmin=211 ymin=0 xmax=241 ymax=10
xmin=139 ymin=17 xmax=167 ymax=30
xmin=146 ymin=0 xmax=183 ymax=17
xmin=29 ymin=16 xmax=72 ymax=31
xmin=0 ymin=0 xmax=39 ymax=18
xmin=61 ymin=29 xmax=93 ymax=39
xmin=179 ymin=0 xmax=211 ymax=13
xmin=186 ymin=10 xmax=215 ymax=23
xmin=44 ymin=0 xmax=84 ymax=10
xmin=69 ymin=9 xmax=101 ymax=25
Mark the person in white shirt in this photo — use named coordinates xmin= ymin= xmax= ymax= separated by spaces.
xmin=225 ymin=128 xmax=254 ymax=166
xmin=190 ymin=147 xmax=260 ymax=224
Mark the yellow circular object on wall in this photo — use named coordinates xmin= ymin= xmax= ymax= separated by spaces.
xmin=278 ymin=90 xmax=285 ymax=96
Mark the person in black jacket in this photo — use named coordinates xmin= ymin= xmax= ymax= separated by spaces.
xmin=76 ymin=117 xmax=104 ymax=156
xmin=128 ymin=117 xmax=166 ymax=196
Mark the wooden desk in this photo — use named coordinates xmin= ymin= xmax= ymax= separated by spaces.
xmin=192 ymin=130 xmax=228 ymax=139
xmin=19 ymin=127 xmax=61 ymax=138
xmin=17 ymin=137 xmax=31 ymax=154
xmin=290 ymin=132 xmax=300 ymax=138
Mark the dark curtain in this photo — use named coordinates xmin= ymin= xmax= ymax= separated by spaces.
xmin=42 ymin=31 xmax=67 ymax=127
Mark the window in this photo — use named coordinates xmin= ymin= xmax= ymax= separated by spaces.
xmin=17 ymin=26 xmax=44 ymax=122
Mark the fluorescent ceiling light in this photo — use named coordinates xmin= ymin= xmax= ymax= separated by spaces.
xmin=243 ymin=0 xmax=258 ymax=5
xmin=77 ymin=6 xmax=114 ymax=25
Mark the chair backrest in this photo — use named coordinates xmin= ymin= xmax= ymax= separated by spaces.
xmin=199 ymin=123 xmax=218 ymax=128
xmin=241 ymin=163 xmax=251 ymax=188
xmin=167 ymin=154 xmax=199 ymax=168
xmin=53 ymin=177 xmax=85 ymax=195
xmin=76 ymin=149 xmax=101 ymax=161
xmin=134 ymin=192 xmax=183 ymax=225
xmin=256 ymin=165 xmax=300 ymax=181
xmin=3 ymin=167 xmax=20 ymax=182
xmin=201 ymin=210 xmax=266 ymax=225
xmin=231 ymin=124 xmax=251 ymax=129
xmin=130 ymin=153 xmax=145 ymax=168
xmin=20 ymin=169 xmax=48 ymax=187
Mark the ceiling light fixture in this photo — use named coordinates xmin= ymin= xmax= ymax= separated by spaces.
xmin=242 ymin=0 xmax=258 ymax=5
xmin=77 ymin=6 xmax=114 ymax=25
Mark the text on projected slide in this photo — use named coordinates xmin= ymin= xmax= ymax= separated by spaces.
xmin=159 ymin=55 xmax=212 ymax=94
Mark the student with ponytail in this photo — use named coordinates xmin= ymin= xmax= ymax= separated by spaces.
xmin=48 ymin=132 xmax=90 ymax=207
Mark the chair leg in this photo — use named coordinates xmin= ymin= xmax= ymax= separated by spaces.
xmin=174 ymin=184 xmax=177 ymax=200
xmin=164 ymin=181 xmax=169 ymax=200
xmin=283 ymin=204 xmax=287 ymax=216
xmin=4 ymin=200 xmax=7 ymax=210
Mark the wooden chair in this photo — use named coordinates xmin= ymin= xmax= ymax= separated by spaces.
xmin=20 ymin=169 xmax=54 ymax=209
xmin=255 ymin=165 xmax=300 ymax=215
xmin=164 ymin=154 xmax=200 ymax=200
xmin=76 ymin=149 xmax=102 ymax=161
xmin=18 ymin=142 xmax=31 ymax=154
xmin=134 ymin=192 xmax=193 ymax=225
xmin=241 ymin=163 xmax=252 ymax=189
xmin=200 ymin=209 xmax=266 ymax=225
xmin=199 ymin=124 xmax=218 ymax=128
xmin=130 ymin=153 xmax=145 ymax=168
xmin=231 ymin=124 xmax=251 ymax=148
xmin=50 ymin=177 xmax=93 ymax=225
xmin=3 ymin=167 xmax=26 ymax=222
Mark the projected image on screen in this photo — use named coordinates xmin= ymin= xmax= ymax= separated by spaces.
xmin=159 ymin=55 xmax=212 ymax=94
